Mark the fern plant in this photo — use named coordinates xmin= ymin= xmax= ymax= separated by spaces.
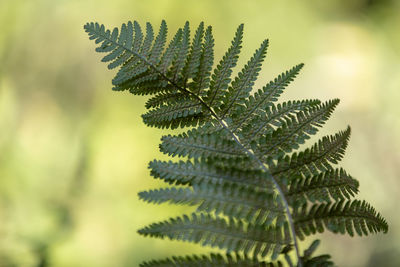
xmin=84 ymin=20 xmax=388 ymax=266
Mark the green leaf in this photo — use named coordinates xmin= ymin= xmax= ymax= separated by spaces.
xmin=221 ymin=39 xmax=269 ymax=118
xmin=294 ymin=200 xmax=389 ymax=240
xmin=148 ymin=159 xmax=274 ymax=189
xmin=142 ymin=99 xmax=205 ymax=129
xmin=170 ymin=22 xmax=190 ymax=83
xmin=287 ymin=168 xmax=359 ymax=206
xmin=182 ymin=22 xmax=205 ymax=82
xmin=239 ymin=99 xmax=321 ymax=143
xmin=234 ymin=64 xmax=304 ymax=128
xmin=140 ymin=253 xmax=283 ymax=267
xmin=192 ymin=25 xmax=214 ymax=96
xmin=255 ymin=99 xmax=339 ymax=159
xmin=139 ymin=182 xmax=285 ymax=226
xmin=160 ymin=129 xmax=245 ymax=159
xmin=138 ymin=213 xmax=291 ymax=259
xmin=271 ymin=127 xmax=351 ymax=179
xmin=206 ymin=24 xmax=244 ymax=109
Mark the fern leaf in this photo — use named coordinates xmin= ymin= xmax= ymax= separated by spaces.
xmin=142 ymin=99 xmax=204 ymax=129
xmin=271 ymin=127 xmax=351 ymax=179
xmin=287 ymin=168 xmax=359 ymax=206
xmin=113 ymin=22 xmax=155 ymax=90
xmin=107 ymin=23 xmax=132 ymax=69
xmin=234 ymin=64 xmax=304 ymax=128
xmin=138 ymin=213 xmax=291 ymax=259
xmin=206 ymin=24 xmax=244 ymax=108
xmin=145 ymin=92 xmax=187 ymax=109
xmin=140 ymin=253 xmax=283 ymax=267
xmin=240 ymin=99 xmax=321 ymax=142
xmin=117 ymin=22 xmax=167 ymax=91
xmin=182 ymin=22 xmax=205 ymax=83
xmin=255 ymin=99 xmax=339 ymax=159
xmin=148 ymin=20 xmax=167 ymax=64
xmin=294 ymin=200 xmax=389 ymax=240
xmin=148 ymin=159 xmax=274 ymax=189
xmin=159 ymin=28 xmax=183 ymax=73
xmin=85 ymin=20 xmax=389 ymax=266
xmin=160 ymin=129 xmax=245 ymax=159
xmin=300 ymin=240 xmax=334 ymax=267
xmin=111 ymin=21 xmax=144 ymax=87
xmin=139 ymin=182 xmax=285 ymax=225
xmin=170 ymin=22 xmax=190 ymax=83
xmin=192 ymin=25 xmax=214 ymax=96
xmin=221 ymin=39 xmax=269 ymax=118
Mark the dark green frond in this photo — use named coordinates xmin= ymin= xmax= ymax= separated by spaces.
xmin=142 ymin=99 xmax=205 ymax=129
xmin=138 ymin=213 xmax=291 ymax=259
xmin=271 ymin=127 xmax=351 ymax=178
xmin=220 ymin=39 xmax=269 ymax=118
xmin=300 ymin=240 xmax=334 ymax=267
xmin=148 ymin=20 xmax=167 ymax=64
xmin=160 ymin=129 xmax=245 ymax=159
xmin=255 ymin=99 xmax=339 ymax=159
xmin=192 ymin=26 xmax=214 ymax=96
xmin=206 ymin=24 xmax=244 ymax=109
xmin=140 ymin=253 xmax=283 ymax=267
xmin=240 ymin=99 xmax=321 ymax=142
xmin=112 ymin=22 xmax=155 ymax=90
xmin=233 ymin=64 xmax=304 ymax=128
xmin=294 ymin=200 xmax=389 ymax=240
xmin=170 ymin=22 xmax=190 ymax=83
xmin=159 ymin=27 xmax=183 ymax=73
xmin=287 ymin=168 xmax=359 ymax=206
xmin=148 ymin=160 xmax=274 ymax=189
xmin=86 ymin=20 xmax=389 ymax=266
xmin=139 ymin=183 xmax=285 ymax=225
xmin=303 ymin=255 xmax=334 ymax=267
xmin=182 ymin=22 xmax=205 ymax=82
xmin=145 ymin=92 xmax=187 ymax=109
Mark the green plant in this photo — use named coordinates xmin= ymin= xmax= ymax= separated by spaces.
xmin=84 ymin=20 xmax=388 ymax=266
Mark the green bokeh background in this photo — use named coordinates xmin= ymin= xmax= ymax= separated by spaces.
xmin=0 ymin=0 xmax=399 ymax=266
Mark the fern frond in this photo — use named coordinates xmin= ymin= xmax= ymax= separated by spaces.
xmin=255 ymin=99 xmax=339 ymax=159
xmin=113 ymin=22 xmax=155 ymax=90
xmin=240 ymin=99 xmax=321 ymax=142
xmin=287 ymin=168 xmax=359 ymax=205
xmin=140 ymin=253 xmax=283 ymax=267
xmin=142 ymin=99 xmax=205 ymax=129
xmin=145 ymin=92 xmax=187 ymax=109
xmin=160 ymin=129 xmax=244 ymax=159
xmin=271 ymin=127 xmax=351 ymax=178
xmin=139 ymin=183 xmax=285 ymax=225
xmin=138 ymin=213 xmax=291 ymax=260
xmin=233 ymin=64 xmax=304 ymax=129
xmin=159 ymin=28 xmax=183 ymax=73
xmin=294 ymin=200 xmax=388 ymax=240
xmin=300 ymin=240 xmax=334 ymax=267
xmin=220 ymin=39 xmax=269 ymax=118
xmin=192 ymin=26 xmax=214 ymax=96
xmin=170 ymin=22 xmax=190 ymax=83
xmin=86 ymin=20 xmax=389 ymax=266
xmin=206 ymin=24 xmax=244 ymax=109
xmin=148 ymin=20 xmax=168 ymax=64
xmin=182 ymin=22 xmax=204 ymax=83
xmin=148 ymin=160 xmax=274 ymax=189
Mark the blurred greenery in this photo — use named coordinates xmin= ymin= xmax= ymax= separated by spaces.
xmin=0 ymin=0 xmax=399 ymax=266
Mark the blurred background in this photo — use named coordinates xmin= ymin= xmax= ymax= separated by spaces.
xmin=0 ymin=0 xmax=399 ymax=266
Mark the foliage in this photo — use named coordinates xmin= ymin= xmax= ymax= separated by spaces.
xmin=84 ymin=20 xmax=388 ymax=266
